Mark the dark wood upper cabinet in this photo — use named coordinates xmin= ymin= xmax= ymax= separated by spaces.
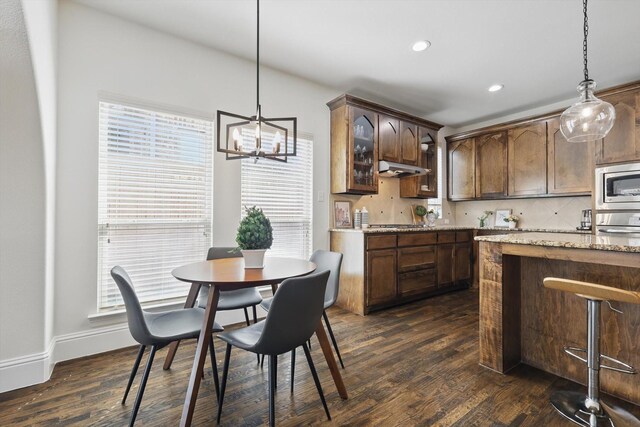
xmin=507 ymin=121 xmax=548 ymax=196
xmin=547 ymin=116 xmax=592 ymax=195
xmin=399 ymin=121 xmax=419 ymax=165
xmin=448 ymin=138 xmax=475 ymax=200
xmin=399 ymin=126 xmax=438 ymax=198
xmin=475 ymin=131 xmax=508 ymax=198
xmin=366 ymin=248 xmax=397 ymax=307
xmin=596 ymin=90 xmax=640 ymax=165
xmin=329 ymin=104 xmax=378 ymax=194
xmin=379 ymin=115 xmax=400 ymax=163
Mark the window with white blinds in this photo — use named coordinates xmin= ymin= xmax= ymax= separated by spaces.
xmin=97 ymin=101 xmax=213 ymax=310
xmin=240 ymin=134 xmax=313 ymax=260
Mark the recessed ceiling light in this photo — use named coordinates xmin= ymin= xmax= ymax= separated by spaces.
xmin=488 ymin=84 xmax=504 ymax=92
xmin=412 ymin=40 xmax=431 ymax=52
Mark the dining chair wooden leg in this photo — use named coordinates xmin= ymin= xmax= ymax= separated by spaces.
xmin=243 ymin=307 xmax=250 ymax=326
xmin=260 ymin=354 xmax=265 ymax=368
xmin=290 ymin=348 xmax=296 ymax=394
xmin=208 ymin=338 xmax=220 ymax=400
xmin=268 ymin=354 xmax=276 ymax=427
xmin=130 ymin=345 xmax=157 ymax=426
xmin=122 ymin=345 xmax=146 ymax=404
xmin=163 ymin=283 xmax=201 ymax=370
xmin=216 ymin=343 xmax=232 ymax=425
xmin=314 ymin=321 xmax=348 ymax=399
xmin=302 ymin=343 xmax=331 ymax=421
xmin=252 ymin=305 xmax=258 ymax=323
xmin=323 ymin=311 xmax=345 ymax=369
xmin=181 ymin=286 xmax=219 ymax=427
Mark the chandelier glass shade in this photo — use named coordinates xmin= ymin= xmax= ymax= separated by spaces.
xmin=559 ymin=0 xmax=615 ymax=142
xmin=560 ymin=80 xmax=615 ymax=143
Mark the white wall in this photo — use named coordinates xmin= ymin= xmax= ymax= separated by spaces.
xmin=21 ymin=0 xmax=58 ymax=374
xmin=0 ymin=0 xmax=48 ymax=389
xmin=54 ymin=1 xmax=339 ymax=349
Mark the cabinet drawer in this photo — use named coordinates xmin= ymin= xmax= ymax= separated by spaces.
xmin=398 ymin=246 xmax=437 ymax=272
xmin=399 ymin=268 xmax=437 ymax=296
xmin=456 ymin=231 xmax=471 ymax=242
xmin=366 ymin=234 xmax=397 ymax=250
xmin=438 ymin=232 xmax=456 ymax=244
xmin=397 ymin=232 xmax=437 ymax=247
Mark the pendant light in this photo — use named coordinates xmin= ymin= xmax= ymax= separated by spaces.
xmin=560 ymin=0 xmax=615 ymax=143
xmin=216 ymin=0 xmax=297 ymax=162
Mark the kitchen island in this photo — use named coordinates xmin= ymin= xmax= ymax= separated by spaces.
xmin=476 ymin=232 xmax=640 ymax=405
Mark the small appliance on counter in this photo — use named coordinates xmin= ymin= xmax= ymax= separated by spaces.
xmin=577 ymin=209 xmax=592 ymax=231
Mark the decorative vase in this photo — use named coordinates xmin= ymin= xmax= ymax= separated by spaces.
xmin=508 ymin=222 xmax=517 ymax=229
xmin=241 ymin=249 xmax=267 ymax=269
xmin=427 ymin=213 xmax=437 ymax=227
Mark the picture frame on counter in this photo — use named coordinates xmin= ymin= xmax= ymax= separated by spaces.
xmin=494 ymin=209 xmax=512 ymax=228
xmin=334 ymin=201 xmax=353 ymax=228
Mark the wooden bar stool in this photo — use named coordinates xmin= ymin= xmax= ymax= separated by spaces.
xmin=543 ymin=278 xmax=640 ymax=427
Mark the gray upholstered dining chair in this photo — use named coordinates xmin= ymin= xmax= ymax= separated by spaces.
xmin=216 ymin=270 xmax=332 ymax=427
xmin=260 ymin=250 xmax=344 ymax=388
xmin=198 ymin=247 xmax=263 ymax=325
xmin=111 ymin=266 xmax=223 ymax=426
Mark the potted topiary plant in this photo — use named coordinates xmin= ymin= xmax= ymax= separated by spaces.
xmin=414 ymin=205 xmax=427 ymax=224
xmin=236 ymin=206 xmax=273 ymax=268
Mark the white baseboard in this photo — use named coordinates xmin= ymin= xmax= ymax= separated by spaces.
xmin=0 ymin=340 xmax=54 ymax=393
xmin=0 ymin=306 xmax=268 ymax=393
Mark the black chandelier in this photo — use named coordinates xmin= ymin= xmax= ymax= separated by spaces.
xmin=216 ymin=0 xmax=297 ymax=162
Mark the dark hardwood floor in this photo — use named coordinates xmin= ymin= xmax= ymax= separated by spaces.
xmin=1 ymin=289 xmax=639 ymax=426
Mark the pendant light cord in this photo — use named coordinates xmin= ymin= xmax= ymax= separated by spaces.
xmin=256 ymin=0 xmax=260 ymax=114
xmin=582 ymin=0 xmax=589 ymax=82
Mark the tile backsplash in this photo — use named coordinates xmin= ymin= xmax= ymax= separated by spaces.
xmin=331 ymin=178 xmax=455 ymax=226
xmin=453 ymin=197 xmax=591 ymax=229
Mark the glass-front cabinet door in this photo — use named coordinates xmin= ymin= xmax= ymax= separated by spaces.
xmin=348 ymin=106 xmax=378 ymax=193
xmin=417 ymin=126 xmax=437 ymax=197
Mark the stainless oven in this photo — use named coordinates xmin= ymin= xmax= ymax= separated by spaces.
xmin=596 ymin=212 xmax=640 ymax=237
xmin=595 ymin=163 xmax=640 ymax=210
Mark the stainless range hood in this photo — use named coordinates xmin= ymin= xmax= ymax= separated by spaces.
xmin=378 ymin=160 xmax=429 ymax=177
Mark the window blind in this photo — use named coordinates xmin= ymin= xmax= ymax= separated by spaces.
xmin=97 ymin=102 xmax=213 ymax=310
xmin=240 ymin=134 xmax=313 ymax=260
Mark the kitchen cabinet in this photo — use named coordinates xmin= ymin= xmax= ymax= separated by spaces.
xmin=400 ymin=126 xmax=438 ymax=198
xmin=379 ymin=115 xmax=400 ymax=163
xmin=448 ymin=138 xmax=476 ymax=200
xmin=399 ymin=121 xmax=419 ymax=165
xmin=329 ymin=104 xmax=379 ymax=194
xmin=437 ymin=243 xmax=455 ymax=287
xmin=366 ymin=249 xmax=397 ymax=307
xmin=547 ymin=116 xmax=592 ymax=195
xmin=327 ymin=94 xmax=443 ymax=197
xmin=596 ymin=89 xmax=640 ymax=165
xmin=475 ymin=131 xmax=508 ymax=198
xmin=331 ymin=229 xmax=472 ymax=315
xmin=507 ymin=121 xmax=548 ymax=196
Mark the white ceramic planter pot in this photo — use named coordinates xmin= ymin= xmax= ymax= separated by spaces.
xmin=508 ymin=222 xmax=517 ymax=229
xmin=241 ymin=249 xmax=267 ymax=269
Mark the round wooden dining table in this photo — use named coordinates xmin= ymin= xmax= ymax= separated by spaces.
xmin=163 ymin=257 xmax=348 ymax=427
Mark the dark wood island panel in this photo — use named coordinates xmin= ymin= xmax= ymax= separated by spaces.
xmin=478 ymin=239 xmax=640 ymax=405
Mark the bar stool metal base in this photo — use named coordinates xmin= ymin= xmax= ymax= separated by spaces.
xmin=551 ymin=390 xmax=640 ymax=427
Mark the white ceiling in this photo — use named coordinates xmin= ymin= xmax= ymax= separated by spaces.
xmin=73 ymin=0 xmax=640 ymax=127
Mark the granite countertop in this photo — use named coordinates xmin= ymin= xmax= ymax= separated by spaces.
xmin=475 ymin=232 xmax=640 ymax=253
xmin=329 ymin=226 xmax=591 ymax=234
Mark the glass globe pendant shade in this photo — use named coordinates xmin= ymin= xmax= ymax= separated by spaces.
xmin=560 ymin=80 xmax=615 ymax=143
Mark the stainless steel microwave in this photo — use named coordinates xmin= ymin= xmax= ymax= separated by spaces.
xmin=595 ymin=162 xmax=640 ymax=210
